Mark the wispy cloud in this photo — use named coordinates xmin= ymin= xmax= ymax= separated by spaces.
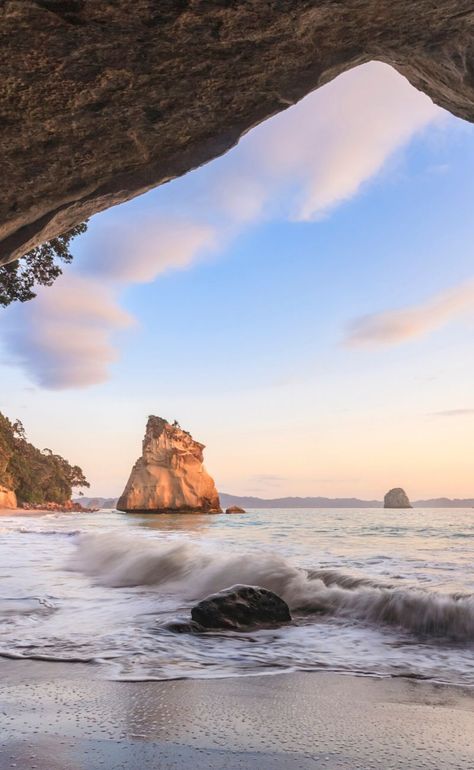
xmin=251 ymin=474 xmax=287 ymax=485
xmin=429 ymin=408 xmax=474 ymax=418
xmin=344 ymin=280 xmax=474 ymax=348
xmin=1 ymin=62 xmax=442 ymax=388
xmin=243 ymin=62 xmax=440 ymax=221
xmin=2 ymin=275 xmax=133 ymax=388
xmin=80 ymin=219 xmax=218 ymax=282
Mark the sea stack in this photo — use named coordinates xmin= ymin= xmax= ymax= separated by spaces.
xmin=117 ymin=416 xmax=222 ymax=513
xmin=384 ymin=488 xmax=412 ymax=509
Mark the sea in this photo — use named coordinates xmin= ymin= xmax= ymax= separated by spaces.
xmin=1 ymin=507 xmax=473 ymax=685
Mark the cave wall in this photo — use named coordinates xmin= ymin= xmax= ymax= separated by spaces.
xmin=1 ymin=0 xmax=473 ymax=264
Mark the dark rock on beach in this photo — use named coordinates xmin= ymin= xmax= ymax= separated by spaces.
xmin=191 ymin=585 xmax=291 ymax=631
xmin=225 ymin=505 xmax=246 ymax=514
xmin=165 ymin=620 xmax=202 ymax=634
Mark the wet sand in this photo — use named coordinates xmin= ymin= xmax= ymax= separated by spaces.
xmin=0 ymin=508 xmax=90 ymax=516
xmin=1 ymin=661 xmax=473 ymax=769
xmin=0 ymin=508 xmax=51 ymax=516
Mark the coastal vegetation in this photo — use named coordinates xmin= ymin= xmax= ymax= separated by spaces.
xmin=0 ymin=222 xmax=87 ymax=307
xmin=0 ymin=412 xmax=89 ymax=504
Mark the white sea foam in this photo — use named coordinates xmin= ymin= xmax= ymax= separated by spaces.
xmin=2 ymin=507 xmax=474 ymax=683
xmin=16 ymin=526 xmax=81 ymax=536
xmin=70 ymin=533 xmax=474 ymax=641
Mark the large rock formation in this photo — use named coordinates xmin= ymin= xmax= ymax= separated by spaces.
xmin=117 ymin=416 xmax=221 ymax=513
xmin=0 ymin=485 xmax=17 ymax=509
xmin=1 ymin=1 xmax=474 ymax=264
xmin=384 ymin=488 xmax=412 ymax=509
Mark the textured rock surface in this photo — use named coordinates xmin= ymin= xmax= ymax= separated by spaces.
xmin=225 ymin=505 xmax=246 ymax=514
xmin=0 ymin=485 xmax=17 ymax=509
xmin=117 ymin=416 xmax=221 ymax=513
xmin=191 ymin=585 xmax=292 ymax=630
xmin=1 ymin=0 xmax=474 ymax=264
xmin=384 ymin=488 xmax=412 ymax=509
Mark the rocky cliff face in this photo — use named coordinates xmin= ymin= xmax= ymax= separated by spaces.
xmin=117 ymin=416 xmax=221 ymax=513
xmin=384 ymin=488 xmax=412 ymax=509
xmin=0 ymin=485 xmax=17 ymax=509
xmin=1 ymin=1 xmax=474 ymax=264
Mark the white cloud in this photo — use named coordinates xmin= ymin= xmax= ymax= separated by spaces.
xmin=430 ymin=408 xmax=474 ymax=418
xmin=344 ymin=280 xmax=474 ymax=348
xmin=239 ymin=62 xmax=441 ymax=220
xmin=1 ymin=62 xmax=444 ymax=388
xmin=82 ymin=61 xmax=442 ymax=284
xmin=2 ymin=274 xmax=133 ymax=389
xmin=81 ymin=219 xmax=218 ymax=283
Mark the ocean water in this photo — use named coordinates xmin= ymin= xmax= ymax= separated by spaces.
xmin=1 ymin=507 xmax=473 ymax=685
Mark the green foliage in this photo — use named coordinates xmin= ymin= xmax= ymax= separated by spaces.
xmin=0 ymin=413 xmax=17 ymax=489
xmin=0 ymin=412 xmax=89 ymax=504
xmin=0 ymin=222 xmax=88 ymax=308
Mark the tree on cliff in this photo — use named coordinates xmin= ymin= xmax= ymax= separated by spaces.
xmin=0 ymin=412 xmax=89 ymax=504
xmin=0 ymin=222 xmax=88 ymax=307
xmin=0 ymin=413 xmax=16 ymax=489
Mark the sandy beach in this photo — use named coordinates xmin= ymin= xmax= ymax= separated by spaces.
xmin=0 ymin=508 xmax=91 ymax=516
xmin=0 ymin=508 xmax=52 ymax=516
xmin=1 ymin=662 xmax=473 ymax=770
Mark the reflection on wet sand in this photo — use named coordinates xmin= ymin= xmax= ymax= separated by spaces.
xmin=126 ymin=512 xmax=220 ymax=535
xmin=1 ymin=664 xmax=474 ymax=770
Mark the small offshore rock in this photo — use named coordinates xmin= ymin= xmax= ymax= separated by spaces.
xmin=225 ymin=505 xmax=246 ymax=514
xmin=191 ymin=585 xmax=291 ymax=630
xmin=384 ymin=488 xmax=412 ymax=509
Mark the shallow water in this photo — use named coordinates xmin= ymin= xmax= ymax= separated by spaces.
xmin=1 ymin=507 xmax=473 ymax=684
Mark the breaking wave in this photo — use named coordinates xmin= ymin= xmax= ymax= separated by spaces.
xmin=70 ymin=533 xmax=474 ymax=641
xmin=0 ymin=597 xmax=55 ymax=617
xmin=15 ymin=526 xmax=81 ymax=536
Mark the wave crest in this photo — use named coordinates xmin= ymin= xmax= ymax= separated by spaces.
xmin=70 ymin=533 xmax=474 ymax=641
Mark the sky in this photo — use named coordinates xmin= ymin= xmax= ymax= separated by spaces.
xmin=1 ymin=61 xmax=474 ymax=500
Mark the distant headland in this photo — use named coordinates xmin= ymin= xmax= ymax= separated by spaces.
xmin=222 ymin=493 xmax=474 ymax=509
xmin=75 ymin=493 xmax=474 ymax=510
xmin=0 ymin=411 xmax=90 ymax=511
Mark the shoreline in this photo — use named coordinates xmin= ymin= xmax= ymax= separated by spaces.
xmin=1 ymin=663 xmax=473 ymax=769
xmin=0 ymin=506 xmax=96 ymax=516
xmin=0 ymin=507 xmax=52 ymax=516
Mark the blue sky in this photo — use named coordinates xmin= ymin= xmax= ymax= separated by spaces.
xmin=1 ymin=62 xmax=473 ymax=499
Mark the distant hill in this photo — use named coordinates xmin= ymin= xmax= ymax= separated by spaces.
xmin=73 ymin=496 xmax=118 ymax=509
xmin=221 ymin=493 xmax=474 ymax=509
xmin=413 ymin=498 xmax=474 ymax=508
xmin=219 ymin=493 xmax=381 ymax=509
xmin=75 ymin=494 xmax=474 ymax=510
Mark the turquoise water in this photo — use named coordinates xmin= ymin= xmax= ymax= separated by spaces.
xmin=1 ymin=507 xmax=473 ymax=684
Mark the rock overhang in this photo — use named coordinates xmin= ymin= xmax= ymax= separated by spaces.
xmin=1 ymin=0 xmax=474 ymax=265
